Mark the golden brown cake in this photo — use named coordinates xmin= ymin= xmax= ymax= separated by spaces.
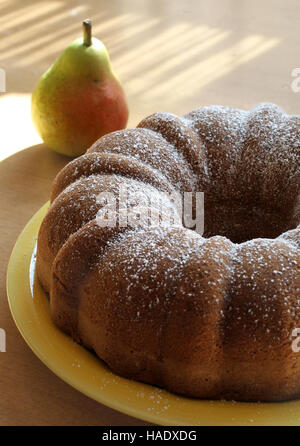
xmin=36 ymin=103 xmax=300 ymax=401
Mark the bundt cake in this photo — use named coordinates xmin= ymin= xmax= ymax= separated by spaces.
xmin=36 ymin=103 xmax=300 ymax=402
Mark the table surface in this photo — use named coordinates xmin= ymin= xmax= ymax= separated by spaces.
xmin=1 ymin=0 xmax=300 ymax=426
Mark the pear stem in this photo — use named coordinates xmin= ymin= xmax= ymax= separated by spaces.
xmin=83 ymin=19 xmax=92 ymax=47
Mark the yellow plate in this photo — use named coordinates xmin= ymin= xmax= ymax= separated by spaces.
xmin=6 ymin=203 xmax=300 ymax=426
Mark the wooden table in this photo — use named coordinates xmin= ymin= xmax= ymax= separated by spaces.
xmin=1 ymin=0 xmax=300 ymax=426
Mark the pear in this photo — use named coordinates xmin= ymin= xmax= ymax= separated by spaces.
xmin=31 ymin=20 xmax=129 ymax=157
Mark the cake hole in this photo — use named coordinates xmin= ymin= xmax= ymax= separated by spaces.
xmin=201 ymin=203 xmax=296 ymax=244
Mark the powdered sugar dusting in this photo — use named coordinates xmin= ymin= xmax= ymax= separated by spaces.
xmin=39 ymin=103 xmax=300 ymax=402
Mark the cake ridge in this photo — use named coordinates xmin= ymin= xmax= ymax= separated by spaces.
xmin=51 ymin=151 xmax=176 ymax=203
xmin=88 ymin=127 xmax=198 ymax=192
